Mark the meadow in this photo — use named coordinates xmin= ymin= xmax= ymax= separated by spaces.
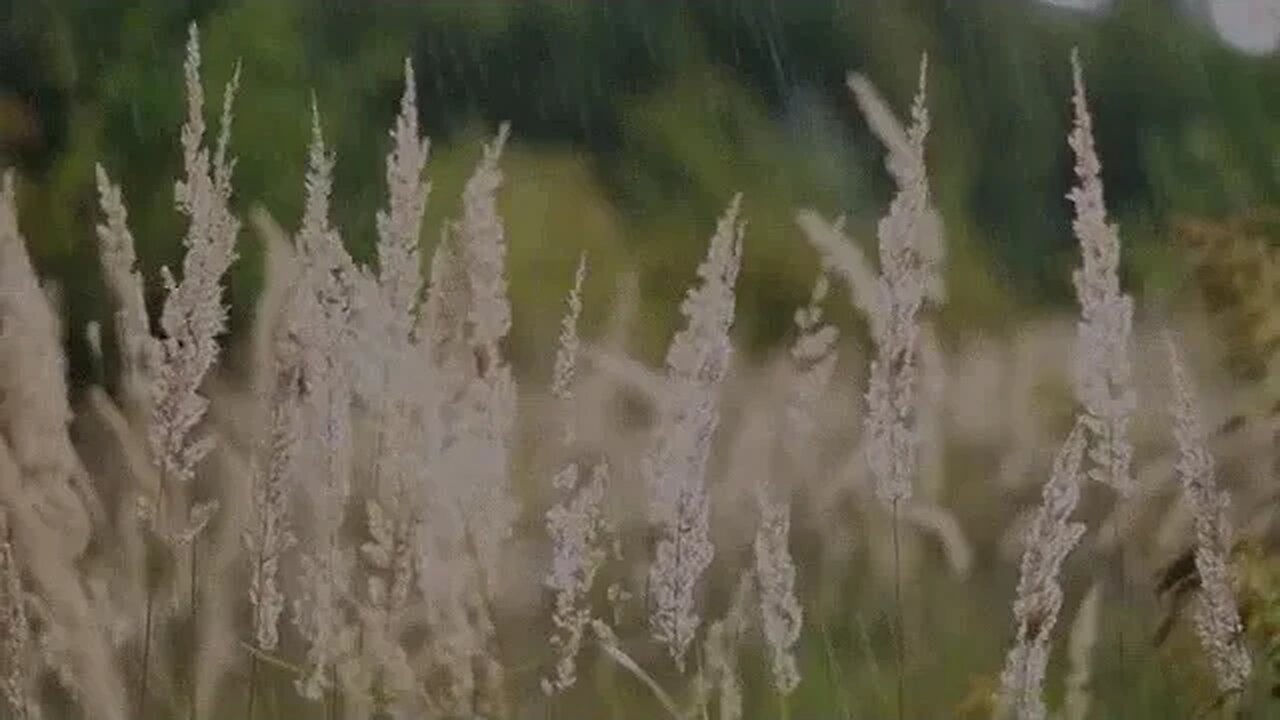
xmin=0 ymin=20 xmax=1278 ymax=720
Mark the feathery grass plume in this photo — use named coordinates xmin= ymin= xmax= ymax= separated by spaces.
xmin=348 ymin=63 xmax=434 ymax=714
xmin=355 ymin=499 xmax=417 ymax=712
xmin=849 ymin=54 xmax=938 ymax=507
xmin=243 ymin=319 xmax=299 ymax=655
xmin=376 ymin=59 xmax=431 ymax=336
xmin=189 ymin=434 xmax=259 ymax=719
xmin=1067 ymin=50 xmax=1135 ymax=496
xmin=93 ymin=169 xmax=161 ymax=679
xmin=397 ymin=123 xmax=519 ymax=719
xmin=999 ymin=419 xmax=1088 ymax=720
xmin=1061 ymin=582 xmax=1101 ymax=720
xmin=847 ymin=58 xmax=945 ymax=308
xmin=243 ymin=412 xmax=295 ymax=716
xmin=0 ymin=440 xmax=125 ymax=720
xmin=544 ymin=460 xmax=609 ymax=695
xmin=753 ymin=474 xmax=802 ymax=696
xmin=794 ymin=213 xmax=880 ymax=320
xmin=1164 ymin=331 xmax=1252 ymax=693
xmin=448 ymin=122 xmax=519 ymax=594
xmin=413 ymin=237 xmax=468 ymax=480
xmin=355 ymin=61 xmax=431 ymax=547
xmin=247 ymin=208 xmax=300 ymax=399
xmin=242 ymin=211 xmax=301 ymax=660
xmin=0 ymin=172 xmax=92 ymax=555
xmin=355 ymin=478 xmax=420 ymax=708
xmin=289 ymin=115 xmax=358 ymax=703
xmin=414 ymin=236 xmax=471 ymax=492
xmin=746 ymin=274 xmax=833 ymax=697
xmin=1068 ymin=51 xmax=1136 ymax=704
xmin=552 ymin=253 xmax=588 ymax=438
xmin=353 ymin=273 xmax=425 ymax=712
xmin=694 ymin=572 xmax=751 ymax=720
xmin=371 ymin=59 xmax=432 ymax=486
xmin=94 ymin=165 xmax=155 ymax=417
xmin=0 ymin=510 xmax=38 ymax=720
xmin=783 ymin=274 xmax=840 ymax=473
xmin=148 ymin=23 xmax=241 ymax=504
xmin=131 ymin=27 xmax=241 ymax=718
xmin=410 ymin=234 xmax=485 ymax=715
xmin=646 ymin=194 xmax=744 ymax=671
xmin=415 ymin=235 xmax=466 ymax=363
xmin=845 ymin=59 xmax=937 ymax=719
xmin=366 ymin=58 xmax=432 ymax=487
xmin=543 ymin=255 xmax=610 ymax=695
xmin=288 ymin=104 xmax=360 ymax=702
xmin=0 ymin=173 xmax=126 ymax=719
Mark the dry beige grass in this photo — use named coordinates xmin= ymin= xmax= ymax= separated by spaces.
xmin=0 ymin=25 xmax=1265 ymax=720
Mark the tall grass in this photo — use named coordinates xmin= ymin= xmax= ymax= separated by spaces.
xmin=0 ymin=23 xmax=1270 ymax=720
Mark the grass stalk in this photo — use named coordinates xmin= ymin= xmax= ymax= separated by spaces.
xmin=245 ymin=651 xmax=260 ymax=720
xmin=892 ymin=498 xmax=906 ymax=720
xmin=138 ymin=471 xmax=167 ymax=719
xmin=139 ymin=571 xmax=154 ymax=718
xmin=593 ymin=633 xmax=683 ymax=719
xmin=190 ymin=538 xmax=199 ymax=720
xmin=246 ymin=503 xmax=271 ymax=720
xmin=1115 ymin=504 xmax=1129 ymax=720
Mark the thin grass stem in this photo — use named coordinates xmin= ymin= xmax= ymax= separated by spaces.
xmin=892 ymin=498 xmax=906 ymax=720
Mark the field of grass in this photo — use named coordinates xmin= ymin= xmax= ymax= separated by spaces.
xmin=0 ymin=22 xmax=1278 ymax=720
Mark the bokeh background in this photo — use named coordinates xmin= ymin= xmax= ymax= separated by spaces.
xmin=3 ymin=0 xmax=1279 ymax=379
xmin=5 ymin=2 xmax=1280 ymax=718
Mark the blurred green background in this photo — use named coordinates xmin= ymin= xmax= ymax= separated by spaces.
xmin=4 ymin=3 xmax=1280 ymax=717
xmin=2 ymin=0 xmax=1279 ymax=379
